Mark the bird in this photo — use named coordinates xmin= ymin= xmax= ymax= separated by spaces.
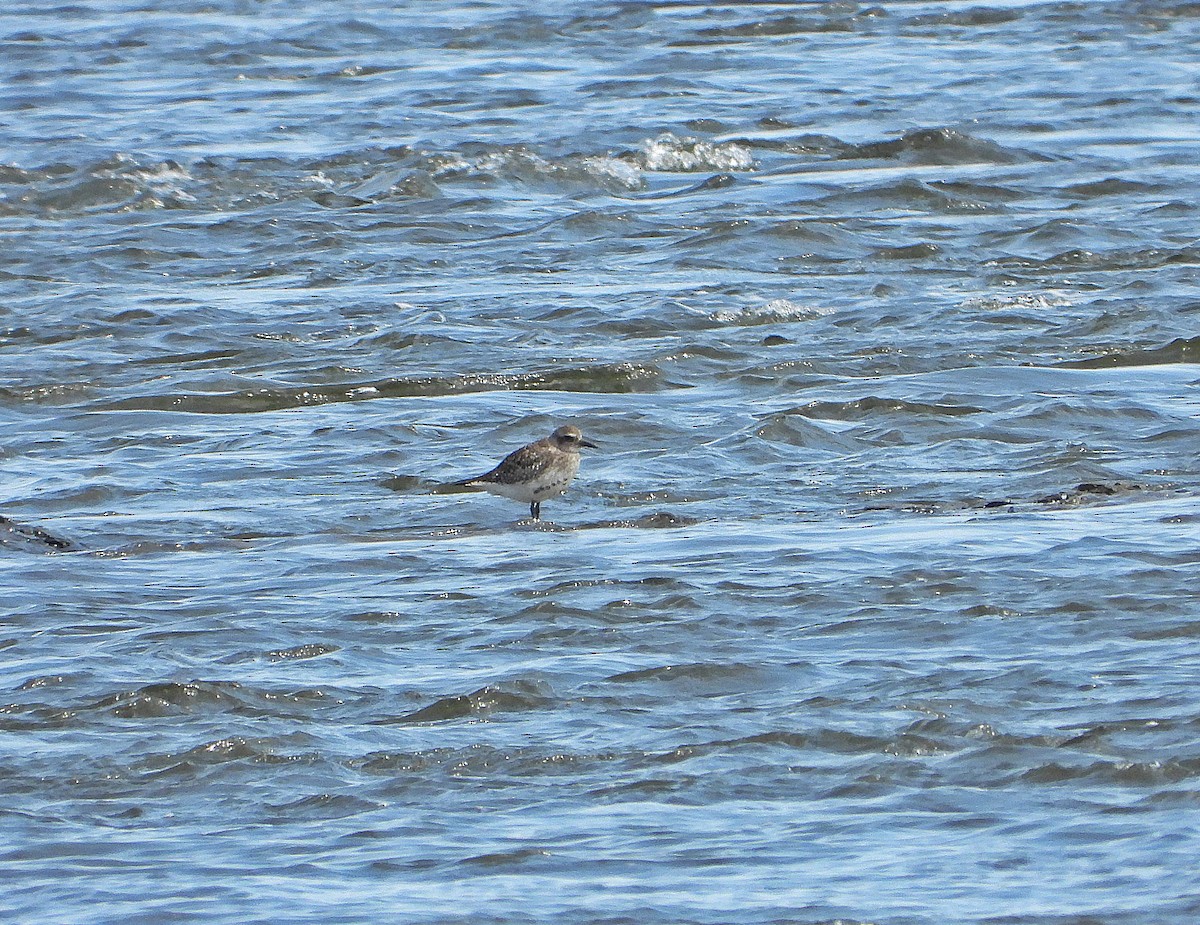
xmin=454 ymin=424 xmax=598 ymax=521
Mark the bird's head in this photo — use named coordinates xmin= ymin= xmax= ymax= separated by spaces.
xmin=551 ymin=425 xmax=598 ymax=450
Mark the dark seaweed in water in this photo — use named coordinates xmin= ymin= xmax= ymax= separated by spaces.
xmin=0 ymin=515 xmax=73 ymax=551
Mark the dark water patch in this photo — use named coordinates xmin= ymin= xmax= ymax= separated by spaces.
xmin=265 ymin=643 xmax=339 ymax=662
xmin=0 ymin=382 xmax=96 ymax=406
xmin=0 ymin=154 xmax=198 ymax=217
xmin=1063 ymin=177 xmax=1164 ymax=198
xmin=77 ymin=681 xmax=327 ymax=722
xmin=934 ymin=178 xmax=1027 ymax=203
xmin=1029 ymin=482 xmax=1146 ymax=507
xmin=840 ymin=127 xmax=1043 ymax=166
xmin=0 ymin=515 xmax=74 ymax=552
xmin=577 ymin=512 xmax=701 ymax=531
xmin=641 ymin=728 xmax=909 ymax=765
xmin=92 ymin=538 xmax=246 ymax=558
xmin=770 ymin=131 xmax=855 ymax=158
xmin=1020 ymin=758 xmax=1200 ymax=787
xmin=689 ymin=8 xmax=880 ymax=42
xmin=376 ymin=679 xmax=554 ymax=726
xmin=861 ymin=481 xmax=1157 ymax=516
xmin=1058 ymin=716 xmax=1184 ymax=749
xmin=605 ymin=661 xmax=763 ymax=687
xmin=516 ymin=575 xmax=685 ymax=600
xmin=656 ymin=342 xmax=748 ymax=363
xmin=461 ymin=846 xmax=551 ymax=867
xmin=819 ymin=178 xmax=1000 ymax=214
xmin=133 ymin=348 xmax=246 ymax=369
xmin=494 ymin=600 xmax=610 ymax=627
xmin=989 ymin=245 xmax=1200 ymax=272
xmin=108 ymin=363 xmax=674 ymax=413
xmin=760 ymin=218 xmax=850 ymax=247
xmin=873 ymin=242 xmax=942 ymax=260
xmin=16 ymin=674 xmax=81 ymax=692
xmin=349 ymin=743 xmax=618 ymax=781
xmin=136 ymin=735 xmax=325 ymax=777
xmin=660 ymin=172 xmax=739 ymax=198
xmin=1130 ymin=621 xmax=1200 ymax=641
xmin=797 ymin=397 xmax=985 ymax=421
xmin=35 ymin=177 xmax=143 ymax=213
xmin=344 ymin=610 xmax=407 ymax=624
xmin=264 ymin=793 xmax=384 ymax=823
xmin=906 ymin=7 xmax=1022 ymax=29
xmin=381 ymin=474 xmax=429 ymax=492
xmin=671 ymin=218 xmax=753 ymax=250
xmin=1056 ymin=336 xmax=1200 ymax=369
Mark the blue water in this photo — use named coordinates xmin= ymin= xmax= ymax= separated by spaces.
xmin=3 ymin=1 xmax=1200 ymax=923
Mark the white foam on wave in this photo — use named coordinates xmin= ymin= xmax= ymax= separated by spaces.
xmin=420 ymin=135 xmax=753 ymax=191
xmin=638 ymin=133 xmax=754 ymax=172
xmin=91 ymin=154 xmax=199 ymax=204
xmin=579 ymin=155 xmax=644 ymax=190
xmin=959 ymin=291 xmax=1074 ymax=311
xmin=304 ymin=170 xmax=337 ymax=188
xmin=418 ymin=135 xmax=752 ymax=191
xmin=714 ymin=298 xmax=836 ymax=325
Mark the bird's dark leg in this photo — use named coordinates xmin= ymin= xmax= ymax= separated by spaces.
xmin=530 ymin=501 xmax=540 ymax=521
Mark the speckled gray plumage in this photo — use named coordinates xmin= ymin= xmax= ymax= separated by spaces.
xmin=457 ymin=424 xmax=596 ymax=520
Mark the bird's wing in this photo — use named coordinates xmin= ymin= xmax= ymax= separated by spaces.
xmin=475 ymin=443 xmax=555 ymax=484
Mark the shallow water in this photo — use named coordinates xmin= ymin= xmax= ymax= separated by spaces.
xmin=3 ymin=1 xmax=1200 ymax=923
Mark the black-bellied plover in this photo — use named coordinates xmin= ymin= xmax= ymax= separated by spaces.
xmin=455 ymin=424 xmax=597 ymax=521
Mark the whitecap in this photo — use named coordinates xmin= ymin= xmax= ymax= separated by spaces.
xmin=713 ymin=298 xmax=835 ymax=325
xmin=638 ymin=133 xmax=754 ymax=172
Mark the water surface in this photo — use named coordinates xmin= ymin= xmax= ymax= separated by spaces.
xmin=3 ymin=2 xmax=1200 ymax=923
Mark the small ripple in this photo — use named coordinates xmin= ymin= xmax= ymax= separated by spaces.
xmin=374 ymin=679 xmax=555 ymax=726
xmin=605 ymin=661 xmax=763 ymax=685
xmin=264 ymin=793 xmax=385 ymax=822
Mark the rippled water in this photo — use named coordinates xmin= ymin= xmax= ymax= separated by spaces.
xmin=3 ymin=1 xmax=1200 ymax=923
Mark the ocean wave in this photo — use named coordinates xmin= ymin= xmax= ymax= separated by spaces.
xmin=713 ymin=299 xmax=836 ymax=325
xmin=106 ymin=362 xmax=674 ymax=413
xmin=379 ymin=679 xmax=554 ymax=725
xmin=427 ymin=146 xmax=644 ymax=191
xmin=635 ymin=132 xmax=754 ymax=172
xmin=0 ymin=153 xmax=198 ymax=217
xmin=1057 ymin=336 xmax=1200 ymax=369
xmin=840 ymin=127 xmax=1044 ymax=166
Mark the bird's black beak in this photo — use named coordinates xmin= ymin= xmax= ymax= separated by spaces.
xmin=581 ymin=439 xmax=599 ymax=449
